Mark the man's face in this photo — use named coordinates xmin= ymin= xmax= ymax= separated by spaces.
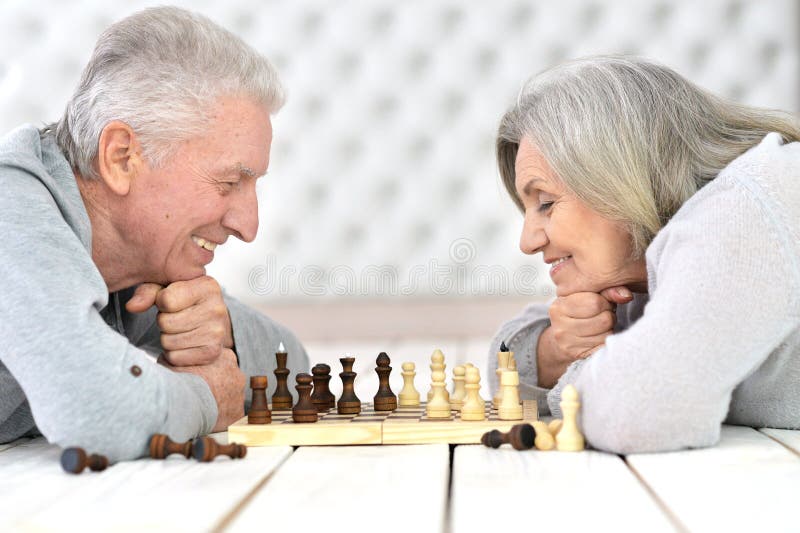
xmin=124 ymin=96 xmax=272 ymax=284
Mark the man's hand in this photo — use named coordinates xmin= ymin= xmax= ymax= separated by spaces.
xmin=162 ymin=348 xmax=246 ymax=432
xmin=125 ymin=276 xmax=234 ymax=366
xmin=536 ymin=286 xmax=633 ymax=388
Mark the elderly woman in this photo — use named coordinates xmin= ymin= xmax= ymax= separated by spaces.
xmin=490 ymin=56 xmax=800 ymax=453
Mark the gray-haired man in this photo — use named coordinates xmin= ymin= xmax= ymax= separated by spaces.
xmin=0 ymin=7 xmax=308 ymax=461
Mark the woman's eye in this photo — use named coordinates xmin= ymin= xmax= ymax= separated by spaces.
xmin=538 ymin=201 xmax=553 ymax=213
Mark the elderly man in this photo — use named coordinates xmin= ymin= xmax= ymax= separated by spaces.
xmin=0 ymin=7 xmax=308 ymax=461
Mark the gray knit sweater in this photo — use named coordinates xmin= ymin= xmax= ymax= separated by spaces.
xmin=488 ymin=133 xmax=800 ymax=453
xmin=0 ymin=125 xmax=309 ymax=461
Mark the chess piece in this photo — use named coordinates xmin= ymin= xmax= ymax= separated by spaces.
xmin=548 ymin=419 xmax=563 ymax=436
xmin=272 ymin=342 xmax=293 ymax=409
xmin=426 ymin=349 xmax=449 ymax=402
xmin=248 ymin=375 xmax=272 ymax=424
xmin=149 ymin=434 xmax=193 ymax=459
xmin=480 ymin=423 xmax=535 ymax=450
xmin=493 ymin=342 xmax=513 ymax=409
xmin=460 ymin=366 xmax=486 ymax=421
xmin=311 ymin=364 xmax=335 ymax=412
xmin=292 ymin=373 xmax=319 ymax=423
xmin=398 ymin=362 xmax=421 ymax=406
xmin=556 ymin=385 xmax=585 ymax=451
xmin=531 ymin=421 xmax=556 ymax=451
xmin=450 ymin=365 xmax=466 ymax=411
xmin=192 ymin=437 xmax=247 ymax=462
xmin=373 ymin=352 xmax=398 ymax=411
xmin=497 ymin=370 xmax=523 ymax=420
xmin=426 ymin=369 xmax=451 ymax=418
xmin=60 ymin=447 xmax=109 ymax=473
xmin=337 ymin=355 xmax=361 ymax=414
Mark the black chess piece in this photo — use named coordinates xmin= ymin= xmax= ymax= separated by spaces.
xmin=373 ymin=352 xmax=398 ymax=411
xmin=480 ymin=424 xmax=536 ymax=451
xmin=292 ymin=373 xmax=319 ymax=423
xmin=337 ymin=356 xmax=361 ymax=415
xmin=311 ymin=364 xmax=335 ymax=412
xmin=60 ymin=447 xmax=109 ymax=473
xmin=248 ymin=375 xmax=272 ymax=424
xmin=272 ymin=344 xmax=293 ymax=409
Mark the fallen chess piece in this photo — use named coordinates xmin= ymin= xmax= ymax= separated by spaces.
xmin=60 ymin=447 xmax=109 ymax=474
xmin=149 ymin=434 xmax=193 ymax=459
xmin=192 ymin=436 xmax=247 ymax=462
xmin=480 ymin=424 xmax=535 ymax=451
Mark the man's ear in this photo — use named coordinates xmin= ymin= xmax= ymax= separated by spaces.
xmin=96 ymin=121 xmax=142 ymax=196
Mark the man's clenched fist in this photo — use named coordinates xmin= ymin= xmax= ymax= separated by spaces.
xmin=126 ymin=275 xmax=234 ymax=366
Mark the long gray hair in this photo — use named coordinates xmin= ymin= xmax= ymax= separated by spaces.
xmin=48 ymin=6 xmax=285 ymax=179
xmin=497 ymin=55 xmax=800 ymax=257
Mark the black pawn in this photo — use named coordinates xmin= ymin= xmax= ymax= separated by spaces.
xmin=337 ymin=356 xmax=361 ymax=415
xmin=480 ymin=423 xmax=536 ymax=451
xmin=373 ymin=352 xmax=397 ymax=411
xmin=272 ymin=346 xmax=293 ymax=409
xmin=292 ymin=373 xmax=319 ymax=423
xmin=248 ymin=375 xmax=272 ymax=424
xmin=311 ymin=364 xmax=335 ymax=412
xmin=61 ymin=447 xmax=109 ymax=474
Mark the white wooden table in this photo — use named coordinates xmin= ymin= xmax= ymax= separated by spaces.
xmin=1 ymin=426 xmax=798 ymax=533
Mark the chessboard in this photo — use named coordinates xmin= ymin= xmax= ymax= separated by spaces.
xmin=227 ymin=400 xmax=538 ymax=446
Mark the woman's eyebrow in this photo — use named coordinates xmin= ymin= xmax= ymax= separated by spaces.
xmin=522 ymin=177 xmax=546 ymax=197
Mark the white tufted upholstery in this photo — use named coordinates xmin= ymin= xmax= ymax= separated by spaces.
xmin=1 ymin=0 xmax=797 ymax=304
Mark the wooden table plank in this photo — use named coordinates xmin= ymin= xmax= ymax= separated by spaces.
xmin=626 ymin=426 xmax=800 ymax=533
xmin=760 ymin=428 xmax=800 ymax=456
xmin=450 ymin=445 xmax=675 ymax=532
xmin=0 ymin=436 xmax=292 ymax=532
xmin=225 ymin=444 xmax=450 ymax=533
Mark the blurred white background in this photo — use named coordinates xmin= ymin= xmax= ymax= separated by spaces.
xmin=1 ymin=1 xmax=797 ymax=384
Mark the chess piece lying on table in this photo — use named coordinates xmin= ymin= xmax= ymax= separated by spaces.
xmin=481 ymin=424 xmax=535 ymax=451
xmin=60 ymin=447 xmax=109 ymax=473
xmin=192 ymin=437 xmax=247 ymax=462
xmin=149 ymin=434 xmax=193 ymax=459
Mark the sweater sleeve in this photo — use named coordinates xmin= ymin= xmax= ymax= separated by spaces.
xmin=487 ymin=302 xmax=553 ymax=416
xmin=223 ymin=294 xmax=310 ymax=409
xmin=547 ymin=179 xmax=800 ymax=453
xmin=0 ymin=172 xmax=218 ymax=462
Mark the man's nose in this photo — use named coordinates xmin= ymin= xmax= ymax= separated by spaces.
xmin=223 ymin=182 xmax=259 ymax=243
xmin=519 ymin=210 xmax=547 ymax=255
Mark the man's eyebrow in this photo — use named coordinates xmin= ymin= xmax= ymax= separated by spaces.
xmin=216 ymin=163 xmax=259 ymax=178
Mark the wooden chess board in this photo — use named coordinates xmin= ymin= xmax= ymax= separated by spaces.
xmin=228 ymin=400 xmax=538 ymax=446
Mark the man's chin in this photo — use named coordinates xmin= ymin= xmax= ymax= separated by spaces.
xmin=165 ymin=265 xmax=207 ymax=284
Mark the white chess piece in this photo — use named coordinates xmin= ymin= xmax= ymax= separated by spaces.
xmin=399 ymin=362 xmax=420 ymax=406
xmin=460 ymin=366 xmax=486 ymax=421
xmin=450 ymin=365 xmax=466 ymax=411
xmin=556 ymin=385 xmax=585 ymax=451
xmin=493 ymin=351 xmax=512 ymax=409
xmin=426 ymin=369 xmax=451 ymax=418
xmin=497 ymin=370 xmax=523 ymax=420
xmin=427 ymin=349 xmax=449 ymax=402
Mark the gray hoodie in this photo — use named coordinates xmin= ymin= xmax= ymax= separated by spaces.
xmin=0 ymin=124 xmax=309 ymax=461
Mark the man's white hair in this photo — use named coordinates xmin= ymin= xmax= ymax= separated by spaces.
xmin=497 ymin=55 xmax=800 ymax=257
xmin=50 ymin=6 xmax=285 ymax=179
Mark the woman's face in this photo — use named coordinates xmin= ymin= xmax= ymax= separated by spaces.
xmin=514 ymin=138 xmax=648 ymax=296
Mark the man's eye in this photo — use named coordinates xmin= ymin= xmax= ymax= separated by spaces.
xmin=538 ymin=201 xmax=553 ymax=213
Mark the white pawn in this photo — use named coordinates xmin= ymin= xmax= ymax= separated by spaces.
xmin=493 ymin=351 xmax=512 ymax=409
xmin=556 ymin=385 xmax=585 ymax=451
xmin=450 ymin=365 xmax=466 ymax=411
xmin=460 ymin=366 xmax=486 ymax=421
xmin=399 ymin=362 xmax=420 ymax=406
xmin=426 ymin=369 xmax=451 ymax=418
xmin=427 ymin=349 xmax=449 ymax=402
xmin=497 ymin=370 xmax=523 ymax=420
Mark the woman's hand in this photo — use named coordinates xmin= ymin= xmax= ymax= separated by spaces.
xmin=536 ymin=286 xmax=633 ymax=388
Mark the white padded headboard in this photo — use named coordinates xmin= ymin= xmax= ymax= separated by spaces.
xmin=1 ymin=0 xmax=797 ymax=303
